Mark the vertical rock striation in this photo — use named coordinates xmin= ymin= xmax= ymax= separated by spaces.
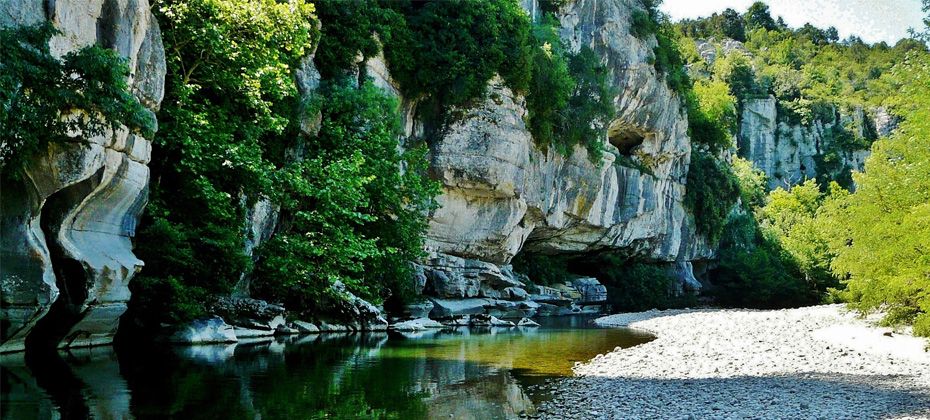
xmin=739 ymin=96 xmax=875 ymax=190
xmin=0 ymin=0 xmax=165 ymax=352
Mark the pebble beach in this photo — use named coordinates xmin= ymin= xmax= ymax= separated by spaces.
xmin=538 ymin=305 xmax=930 ymax=419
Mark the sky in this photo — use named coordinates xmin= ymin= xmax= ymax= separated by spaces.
xmin=659 ymin=0 xmax=926 ymax=45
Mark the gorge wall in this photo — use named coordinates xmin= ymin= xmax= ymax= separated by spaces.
xmin=694 ymin=37 xmax=884 ymax=190
xmin=0 ymin=0 xmax=165 ymax=352
xmin=408 ymin=0 xmax=713 ymax=316
xmin=739 ymin=96 xmax=885 ymax=189
xmin=3 ymin=0 xmax=861 ymax=351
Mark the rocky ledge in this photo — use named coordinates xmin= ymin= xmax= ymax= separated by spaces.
xmin=537 ymin=305 xmax=930 ymax=419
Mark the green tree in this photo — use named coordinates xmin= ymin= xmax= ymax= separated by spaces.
xmin=822 ymin=51 xmax=930 ymax=335
xmin=132 ymin=0 xmax=318 ymax=324
xmin=716 ymin=8 xmax=747 ymax=41
xmin=254 ymin=81 xmax=439 ymax=316
xmin=757 ymin=180 xmax=840 ymax=292
xmin=743 ymin=1 xmax=777 ymax=32
xmin=684 ymin=151 xmax=741 ymax=244
xmin=385 ymin=0 xmax=532 ymax=109
xmin=687 ymin=79 xmax=738 ymax=152
xmin=713 ymin=51 xmax=760 ymax=100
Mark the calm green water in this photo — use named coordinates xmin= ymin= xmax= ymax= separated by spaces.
xmin=1 ymin=316 xmax=652 ymax=419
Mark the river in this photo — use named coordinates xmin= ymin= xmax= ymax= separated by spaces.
xmin=1 ymin=316 xmax=652 ymax=419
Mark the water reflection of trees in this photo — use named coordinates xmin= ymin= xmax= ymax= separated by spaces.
xmin=1 ymin=326 xmax=637 ymax=419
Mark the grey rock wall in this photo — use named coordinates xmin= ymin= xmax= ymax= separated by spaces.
xmin=739 ymin=96 xmax=874 ymax=190
xmin=425 ymin=0 xmax=705 ymax=272
xmin=0 ymin=0 xmax=165 ymax=352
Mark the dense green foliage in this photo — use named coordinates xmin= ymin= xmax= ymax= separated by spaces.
xmin=713 ymin=217 xmax=816 ymax=308
xmin=512 ymin=252 xmax=685 ymax=312
xmin=315 ymin=0 xmax=611 ymax=158
xmin=592 ymin=257 xmax=682 ymax=312
xmin=757 ymin=181 xmax=842 ymax=294
xmin=132 ymin=0 xmax=436 ymax=325
xmin=525 ymin=20 xmax=615 ymax=159
xmin=684 ymin=151 xmax=740 ymax=244
xmin=386 ymin=0 xmax=532 ymax=108
xmin=820 ymin=50 xmax=930 ymax=335
xmin=511 ymin=252 xmax=573 ymax=287
xmin=680 ymin=1 xmax=925 ymax=122
xmin=253 ymin=81 xmax=438 ymax=316
xmin=132 ymin=0 xmax=319 ymax=324
xmin=686 ymin=79 xmax=738 ymax=152
xmin=0 ymin=23 xmax=153 ymax=171
xmin=670 ymin=2 xmax=930 ymax=324
xmin=315 ymin=0 xmax=531 ymax=108
xmin=640 ymin=2 xmax=691 ymax=94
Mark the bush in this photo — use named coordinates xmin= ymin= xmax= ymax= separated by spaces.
xmin=385 ymin=0 xmax=532 ymax=109
xmin=684 ymin=151 xmax=741 ymax=244
xmin=0 ymin=22 xmax=153 ymax=170
xmin=731 ymin=156 xmax=768 ymax=208
xmin=526 ymin=21 xmax=574 ymax=152
xmin=687 ymin=79 xmax=738 ymax=152
xmin=631 ymin=9 xmax=655 ymax=39
xmin=713 ymin=51 xmax=761 ymax=100
xmin=713 ymin=238 xmax=815 ymax=308
xmin=757 ymin=180 xmax=841 ymax=293
xmin=526 ymin=17 xmax=615 ymax=161
xmin=313 ymin=1 xmax=398 ymax=79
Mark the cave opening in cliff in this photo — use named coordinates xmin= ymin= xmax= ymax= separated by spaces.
xmin=25 ymin=169 xmax=103 ymax=351
xmin=512 ymin=242 xmax=692 ymax=313
xmin=607 ymin=124 xmax=647 ymax=155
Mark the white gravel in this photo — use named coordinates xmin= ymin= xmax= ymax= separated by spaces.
xmin=537 ymin=305 xmax=930 ymax=419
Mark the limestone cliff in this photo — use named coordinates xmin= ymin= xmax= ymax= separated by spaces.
xmin=693 ymin=37 xmax=882 ymax=190
xmin=2 ymin=0 xmax=721 ymax=347
xmin=414 ymin=0 xmax=712 ymax=309
xmin=0 ymin=0 xmax=165 ymax=352
xmin=739 ymin=96 xmax=877 ymax=189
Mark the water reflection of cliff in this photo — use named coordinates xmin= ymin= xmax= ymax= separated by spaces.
xmin=1 ymin=321 xmax=649 ymax=419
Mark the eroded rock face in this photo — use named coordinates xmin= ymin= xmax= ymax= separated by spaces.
xmin=423 ymin=0 xmax=705 ymax=293
xmin=739 ymin=96 xmax=873 ymax=189
xmin=0 ymin=0 xmax=165 ymax=352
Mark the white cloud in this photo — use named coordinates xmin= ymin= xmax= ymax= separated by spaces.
xmin=659 ymin=0 xmax=926 ymax=44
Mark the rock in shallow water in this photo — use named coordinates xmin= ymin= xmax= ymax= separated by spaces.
xmin=291 ymin=320 xmax=320 ymax=333
xmin=390 ymin=318 xmax=446 ymax=331
xmin=517 ymin=318 xmax=540 ymax=327
xmin=170 ymin=317 xmax=238 ymax=344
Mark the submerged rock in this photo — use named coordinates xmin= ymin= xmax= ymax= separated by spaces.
xmin=274 ymin=324 xmax=299 ymax=335
xmin=317 ymin=321 xmax=353 ymax=332
xmin=403 ymin=301 xmax=435 ymax=319
xmin=429 ymin=298 xmax=494 ymax=319
xmin=233 ymin=326 xmax=274 ymax=339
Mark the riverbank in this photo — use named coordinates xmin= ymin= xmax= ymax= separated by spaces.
xmin=537 ymin=305 xmax=930 ymax=419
